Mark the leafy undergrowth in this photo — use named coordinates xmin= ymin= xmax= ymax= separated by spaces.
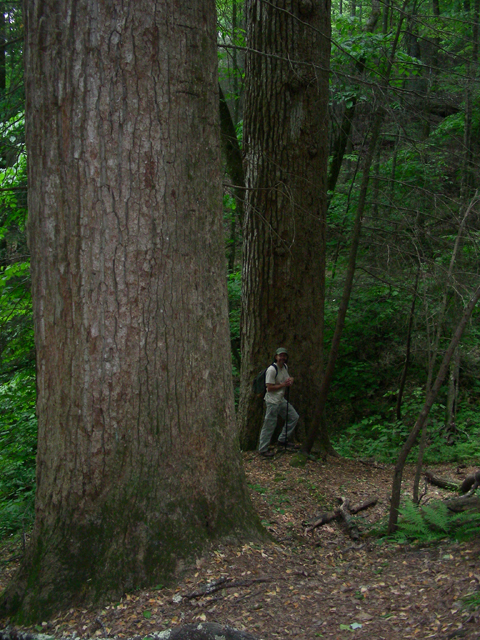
xmin=1 ymin=455 xmax=479 ymax=639
xmin=332 ymin=410 xmax=480 ymax=465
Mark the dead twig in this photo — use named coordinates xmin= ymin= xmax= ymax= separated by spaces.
xmin=234 ymin=587 xmax=265 ymax=603
xmin=183 ymin=577 xmax=271 ymax=600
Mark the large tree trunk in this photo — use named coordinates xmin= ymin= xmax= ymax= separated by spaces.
xmin=1 ymin=0 xmax=260 ymax=621
xmin=237 ymin=0 xmax=331 ymax=451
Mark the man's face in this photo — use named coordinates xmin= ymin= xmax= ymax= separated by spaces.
xmin=275 ymin=352 xmax=288 ymax=365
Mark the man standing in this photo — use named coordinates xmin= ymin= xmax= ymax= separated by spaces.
xmin=258 ymin=348 xmax=299 ymax=458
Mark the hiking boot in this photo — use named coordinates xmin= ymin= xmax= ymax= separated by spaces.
xmin=259 ymin=450 xmax=275 ymax=458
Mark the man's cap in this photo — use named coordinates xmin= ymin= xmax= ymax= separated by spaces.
xmin=275 ymin=347 xmax=288 ymax=355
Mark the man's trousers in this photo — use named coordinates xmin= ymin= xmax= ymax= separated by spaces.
xmin=258 ymin=399 xmax=299 ymax=453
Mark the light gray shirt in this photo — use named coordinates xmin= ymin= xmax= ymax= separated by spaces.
xmin=264 ymin=364 xmax=289 ymax=404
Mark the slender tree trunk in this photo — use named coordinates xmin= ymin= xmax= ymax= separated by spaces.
xmin=237 ymin=0 xmax=331 ymax=451
xmin=383 ymin=0 xmax=390 ymax=33
xmin=474 ymin=0 xmax=480 ymax=61
xmin=232 ymin=0 xmax=241 ymax=125
xmin=304 ymin=109 xmax=385 ymax=453
xmin=389 ymin=126 xmax=400 ymax=201
xmin=371 ymin=145 xmax=381 ymax=217
xmin=303 ymin=1 xmax=408 ymax=453
xmin=396 ymin=266 xmax=420 ymax=421
xmin=219 ymin=83 xmax=245 ymax=272
xmin=462 ymin=70 xmax=474 ymax=198
xmin=327 ymin=99 xmax=357 ymax=201
xmin=1 ymin=0 xmax=260 ymax=621
xmin=445 ymin=346 xmax=460 ymax=434
xmin=388 ymin=284 xmax=480 ymax=533
xmin=460 ymin=0 xmax=479 ymax=200
xmin=327 ymin=0 xmax=380 ymax=204
xmin=219 ymin=84 xmax=245 ymax=223
xmin=412 ymin=194 xmax=478 ymax=501
xmin=0 ymin=12 xmax=5 ymax=94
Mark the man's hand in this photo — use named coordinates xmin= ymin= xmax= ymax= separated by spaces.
xmin=266 ymin=377 xmax=294 ymax=392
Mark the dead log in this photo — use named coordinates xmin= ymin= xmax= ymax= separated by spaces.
xmin=421 ymin=469 xmax=480 ymax=513
xmin=305 ymin=497 xmax=377 ymax=536
xmin=337 ymin=498 xmax=360 ymax=541
xmin=444 ymin=495 xmax=480 ymax=513
xmin=460 ymin=470 xmax=480 ymax=494
xmin=350 ymin=497 xmax=378 ymax=514
xmin=424 ymin=470 xmax=460 ymax=491
xmin=424 ymin=469 xmax=480 ymax=494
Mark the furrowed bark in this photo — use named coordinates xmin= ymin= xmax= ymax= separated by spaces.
xmin=1 ymin=0 xmax=261 ymax=621
xmin=237 ymin=0 xmax=331 ymax=451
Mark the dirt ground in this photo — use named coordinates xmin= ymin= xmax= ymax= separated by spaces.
xmin=1 ymin=453 xmax=479 ymax=640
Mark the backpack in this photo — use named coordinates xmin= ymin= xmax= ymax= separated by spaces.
xmin=252 ymin=363 xmax=278 ymax=396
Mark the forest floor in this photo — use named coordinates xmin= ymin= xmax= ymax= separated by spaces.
xmin=1 ymin=453 xmax=479 ymax=640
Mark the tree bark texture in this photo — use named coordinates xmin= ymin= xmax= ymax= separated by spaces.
xmin=3 ymin=0 xmax=260 ymax=621
xmin=237 ymin=0 xmax=331 ymax=450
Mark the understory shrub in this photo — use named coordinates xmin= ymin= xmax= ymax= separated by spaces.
xmin=0 ymin=370 xmax=37 ymax=537
xmin=332 ymin=388 xmax=480 ymax=464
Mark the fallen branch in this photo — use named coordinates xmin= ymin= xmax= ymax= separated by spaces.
xmin=424 ymin=469 xmax=480 ymax=495
xmin=461 ymin=470 xmax=480 ymax=494
xmin=350 ymin=497 xmax=378 ymax=514
xmin=337 ymin=498 xmax=360 ymax=541
xmin=424 ymin=471 xmax=460 ymax=492
xmin=419 ymin=470 xmax=480 ymax=513
xmin=184 ymin=577 xmax=271 ymax=600
xmin=304 ymin=497 xmax=377 ymax=535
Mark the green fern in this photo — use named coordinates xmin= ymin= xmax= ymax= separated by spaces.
xmin=396 ymin=499 xmax=436 ymax=543
xmin=422 ymin=502 xmax=450 ymax=534
xmin=449 ymin=509 xmax=480 ymax=541
xmin=396 ymin=499 xmax=480 ymax=543
xmin=462 ymin=589 xmax=480 ymax=612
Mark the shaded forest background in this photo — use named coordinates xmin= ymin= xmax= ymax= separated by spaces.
xmin=1 ymin=0 xmax=480 ymax=539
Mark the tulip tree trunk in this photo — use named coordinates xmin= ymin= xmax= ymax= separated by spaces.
xmin=1 ymin=0 xmax=260 ymax=622
xmin=237 ymin=0 xmax=331 ymax=451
